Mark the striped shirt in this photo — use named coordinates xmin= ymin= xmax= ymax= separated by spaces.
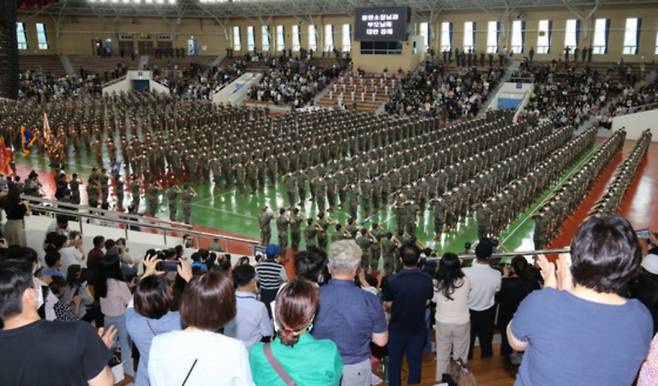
xmin=255 ymin=259 xmax=288 ymax=291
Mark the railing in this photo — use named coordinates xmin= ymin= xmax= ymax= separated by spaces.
xmin=625 ymin=101 xmax=658 ymax=115
xmin=22 ymin=195 xmax=192 ymax=230
xmin=453 ymin=247 xmax=570 ymax=261
xmin=21 ymin=196 xmax=259 ymax=252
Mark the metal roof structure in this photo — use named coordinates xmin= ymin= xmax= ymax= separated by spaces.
xmin=17 ymin=0 xmax=658 ymax=21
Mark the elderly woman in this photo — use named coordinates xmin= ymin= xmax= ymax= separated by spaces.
xmin=507 ymin=215 xmax=653 ymax=386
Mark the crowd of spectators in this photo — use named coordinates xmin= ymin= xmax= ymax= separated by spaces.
xmin=384 ymin=59 xmax=504 ymax=121
xmin=248 ymin=56 xmax=344 ymax=108
xmin=18 ymin=70 xmax=103 ymax=100
xmin=1 ymin=212 xmax=658 ymax=386
xmin=515 ymin=59 xmax=642 ymax=126
xmin=151 ymin=60 xmax=247 ymax=100
xmin=598 ymin=76 xmax=658 ymax=128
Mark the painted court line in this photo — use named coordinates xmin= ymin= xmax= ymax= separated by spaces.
xmin=500 ymin=145 xmax=599 ymax=247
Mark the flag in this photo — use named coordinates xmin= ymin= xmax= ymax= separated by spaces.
xmin=42 ymin=112 xmax=52 ymax=144
xmin=0 ymin=138 xmax=12 ymax=175
xmin=20 ymin=126 xmax=36 ymax=156
xmin=111 ymin=161 xmax=122 ymax=176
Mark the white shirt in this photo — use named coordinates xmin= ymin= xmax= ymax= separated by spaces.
xmin=432 ymin=276 xmax=471 ymax=324
xmin=463 ymin=262 xmax=502 ymax=311
xmin=59 ymin=246 xmax=85 ymax=274
xmin=149 ymin=329 xmax=254 ymax=386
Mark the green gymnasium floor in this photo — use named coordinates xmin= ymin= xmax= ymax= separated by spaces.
xmin=15 ymin=141 xmax=600 ymax=258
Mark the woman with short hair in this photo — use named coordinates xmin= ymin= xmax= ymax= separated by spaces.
xmin=249 ymin=279 xmax=343 ymax=386
xmin=433 ymin=252 xmax=471 ymax=383
xmin=148 ymin=271 xmax=253 ymax=386
xmin=507 ymin=215 xmax=653 ymax=386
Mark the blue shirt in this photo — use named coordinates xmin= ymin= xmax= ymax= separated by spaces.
xmin=382 ymin=268 xmax=433 ymax=335
xmin=42 ymin=267 xmax=64 ymax=278
xmin=312 ymin=279 xmax=387 ymax=364
xmin=512 ymin=288 xmax=653 ymax=386
xmin=224 ymin=291 xmax=274 ymax=351
xmin=125 ymin=308 xmax=181 ymax=386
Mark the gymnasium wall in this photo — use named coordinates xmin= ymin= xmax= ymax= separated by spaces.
xmin=15 ymin=4 xmax=658 ymax=62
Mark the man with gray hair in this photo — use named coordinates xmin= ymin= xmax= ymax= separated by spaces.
xmin=313 ymin=240 xmax=388 ymax=386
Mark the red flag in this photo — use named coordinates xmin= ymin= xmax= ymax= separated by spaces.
xmin=0 ymin=138 xmax=12 ymax=175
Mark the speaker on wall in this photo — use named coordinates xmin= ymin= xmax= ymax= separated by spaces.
xmin=0 ymin=0 xmax=19 ymax=100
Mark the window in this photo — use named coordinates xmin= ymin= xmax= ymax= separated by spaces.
xmin=623 ymin=18 xmax=640 ymax=54
xmin=419 ymin=22 xmax=429 ymax=51
xmin=261 ymin=25 xmax=270 ymax=52
xmin=511 ymin=20 xmax=524 ymax=53
xmin=486 ymin=21 xmax=498 ymax=53
xmin=440 ymin=22 xmax=451 ymax=51
xmin=324 ymin=24 xmax=333 ymax=52
xmin=341 ymin=24 xmax=351 ymax=52
xmin=592 ymin=18 xmax=609 ymax=54
xmin=655 ymin=31 xmax=658 ymax=54
xmin=536 ymin=19 xmax=551 ymax=54
xmin=276 ymin=25 xmax=285 ymax=52
xmin=36 ymin=23 xmax=48 ymax=50
xmin=292 ymin=25 xmax=301 ymax=52
xmin=564 ymin=19 xmax=579 ymax=51
xmin=308 ymin=25 xmax=317 ymax=51
xmin=16 ymin=22 xmax=27 ymax=50
xmin=247 ymin=26 xmax=255 ymax=51
xmin=232 ymin=26 xmax=241 ymax=51
xmin=463 ymin=21 xmax=475 ymax=52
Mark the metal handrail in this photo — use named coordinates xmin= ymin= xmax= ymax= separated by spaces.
xmin=625 ymin=101 xmax=658 ymax=114
xmin=453 ymin=247 xmax=570 ymax=260
xmin=21 ymin=195 xmax=192 ymax=229
xmin=25 ymin=200 xmax=259 ymax=247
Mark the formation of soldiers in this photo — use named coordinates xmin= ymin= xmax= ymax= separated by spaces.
xmin=590 ymin=129 xmax=652 ymax=218
xmin=258 ymin=205 xmax=405 ymax=275
xmin=534 ymin=129 xmax=627 ymax=249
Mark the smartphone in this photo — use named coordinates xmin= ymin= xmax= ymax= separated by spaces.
xmin=636 ymin=228 xmax=650 ymax=239
xmin=157 ymin=260 xmax=179 ymax=272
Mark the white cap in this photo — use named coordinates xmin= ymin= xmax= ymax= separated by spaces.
xmin=641 ymin=254 xmax=658 ymax=275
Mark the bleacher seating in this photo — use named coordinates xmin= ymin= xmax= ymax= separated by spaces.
xmin=68 ymin=55 xmax=139 ymax=78
xmin=316 ymin=72 xmax=397 ymax=112
xmin=148 ymin=55 xmax=216 ymax=70
xmin=18 ymin=55 xmax=66 ymax=77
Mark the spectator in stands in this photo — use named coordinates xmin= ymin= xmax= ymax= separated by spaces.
xmin=638 ymin=333 xmax=658 ymax=385
xmin=464 ymin=238 xmax=501 ymax=359
xmin=294 ymin=249 xmax=326 ymax=284
xmin=126 ymin=255 xmax=191 ymax=386
xmin=432 ymin=252 xmax=471 ymax=383
xmin=62 ymin=264 xmax=94 ymax=322
xmin=208 ymin=238 xmax=225 ymax=252
xmin=2 ymin=187 xmax=30 ymax=247
xmin=0 ymin=258 xmax=116 ymax=386
xmin=87 ymin=235 xmax=105 ymax=279
xmin=496 ymin=255 xmax=539 ymax=361
xmin=59 ymin=231 xmax=85 ymax=275
xmin=49 ymin=275 xmax=82 ymax=321
xmin=628 ymin=231 xmax=658 ymax=334
xmin=148 ymin=272 xmax=254 ymax=385
xmin=508 ymin=215 xmax=653 ymax=385
xmin=383 ymin=243 xmax=434 ymax=386
xmin=225 ymin=264 xmax=274 ymax=350
xmin=313 ymin=239 xmax=388 ymax=386
xmin=256 ymin=244 xmax=288 ymax=317
xmin=42 ymin=250 xmax=64 ymax=278
xmin=95 ymin=251 xmax=134 ymax=377
xmin=250 ymin=279 xmax=343 ymax=385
